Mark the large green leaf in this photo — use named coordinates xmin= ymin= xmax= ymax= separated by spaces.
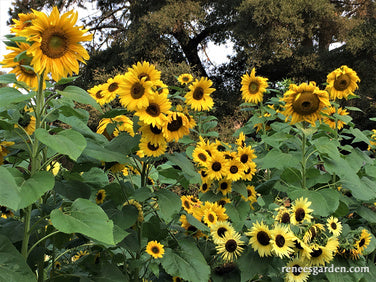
xmin=82 ymin=141 xmax=128 ymax=163
xmin=160 ymin=239 xmax=210 ymax=282
xmin=50 ymin=198 xmax=115 ymax=245
xmin=35 ymin=128 xmax=87 ymax=161
xmin=0 ymin=235 xmax=36 ymax=282
xmin=0 ymin=167 xmax=55 ymax=210
xmin=258 ymin=149 xmax=300 ymax=170
xmin=57 ymin=85 xmax=102 ymax=111
xmin=238 ymin=249 xmax=273 ymax=282
xmin=155 ymin=189 xmax=181 ymax=222
xmin=0 ymin=87 xmax=34 ymax=108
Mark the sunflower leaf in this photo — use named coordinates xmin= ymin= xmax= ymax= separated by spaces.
xmin=155 ymin=189 xmax=181 ymax=222
xmin=57 ymin=85 xmax=102 ymax=112
xmin=0 ymin=87 xmax=34 ymax=108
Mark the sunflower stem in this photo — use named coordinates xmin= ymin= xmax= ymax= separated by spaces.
xmin=300 ymin=130 xmax=307 ymax=190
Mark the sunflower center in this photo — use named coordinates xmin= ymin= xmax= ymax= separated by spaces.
xmin=218 ymin=200 xmax=226 ymax=206
xmin=217 ymin=145 xmax=226 ymax=151
xmin=146 ymin=103 xmax=161 ymax=117
xmin=247 ymin=189 xmax=253 ymax=197
xmin=257 ymin=231 xmax=270 ymax=246
xmin=131 ymin=82 xmax=145 ymax=99
xmin=150 ymin=124 xmax=162 ymax=134
xmin=96 ymin=193 xmax=103 ymax=201
xmin=330 ymin=222 xmax=337 ymax=230
xmin=193 ymin=86 xmax=204 ymax=100
xmin=230 ymin=165 xmax=238 ymax=174
xmin=18 ymin=114 xmax=31 ymax=127
xmin=108 ymin=82 xmax=119 ymax=92
xmin=167 ymin=116 xmax=183 ymax=132
xmin=225 ymin=239 xmax=238 ymax=253
xmin=220 ymin=182 xmax=228 ymax=190
xmin=138 ymin=73 xmax=150 ymax=81
xmin=240 ymin=154 xmax=248 ymax=163
xmin=184 ymin=200 xmax=190 ymax=210
xmin=147 ymin=142 xmax=159 ymax=151
xmin=295 ymin=208 xmax=306 ymax=222
xmin=96 ymin=90 xmax=104 ymax=99
xmin=217 ymin=227 xmax=228 ymax=238
xmin=309 ymin=227 xmax=317 ymax=240
xmin=292 ymin=91 xmax=320 ymax=115
xmin=201 ymin=170 xmax=208 ymax=177
xmin=244 ymin=168 xmax=251 ymax=175
xmin=334 ymin=74 xmax=350 ymax=91
xmin=248 ymin=82 xmax=260 ymax=94
xmin=202 ymin=183 xmax=208 ymax=191
xmin=151 ymin=246 xmax=160 ymax=254
xmin=187 ymin=225 xmax=198 ymax=233
xmin=19 ymin=58 xmax=35 ymax=75
xmin=310 ymin=248 xmax=322 ymax=258
xmin=292 ymin=264 xmax=301 ymax=276
xmin=294 ymin=240 xmax=303 ymax=250
xmin=281 ymin=212 xmax=290 ymax=224
xmin=41 ymin=29 xmax=69 ymax=58
xmin=212 ymin=161 xmax=222 ymax=172
xmin=208 ymin=213 xmax=215 ymax=222
xmin=275 ymin=234 xmax=285 ymax=247
xmin=359 ymin=239 xmax=365 ymax=247
xmin=198 ymin=153 xmax=207 ymax=162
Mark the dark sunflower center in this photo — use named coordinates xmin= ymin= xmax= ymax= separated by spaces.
xmin=208 ymin=213 xmax=215 ymax=222
xmin=248 ymin=81 xmax=260 ymax=94
xmin=257 ymin=231 xmax=270 ymax=246
xmin=193 ymin=87 xmax=204 ymax=100
xmin=330 ymin=222 xmax=337 ymax=230
xmin=202 ymin=183 xmax=208 ymax=191
xmin=138 ymin=73 xmax=150 ymax=81
xmin=217 ymin=145 xmax=226 ymax=151
xmin=19 ymin=58 xmax=35 ymax=75
xmin=247 ymin=189 xmax=253 ymax=197
xmin=294 ymin=240 xmax=303 ymax=250
xmin=224 ymin=154 xmax=233 ymax=160
xmin=218 ymin=200 xmax=226 ymax=206
xmin=96 ymin=90 xmax=104 ymax=99
xmin=220 ymin=182 xmax=228 ymax=190
xmin=212 ymin=161 xmax=222 ymax=172
xmin=240 ymin=154 xmax=248 ymax=163
xmin=292 ymin=91 xmax=320 ymax=115
xmin=182 ymin=76 xmax=189 ymax=82
xmin=41 ymin=29 xmax=69 ymax=58
xmin=187 ymin=225 xmax=198 ymax=233
xmin=292 ymin=264 xmax=301 ymax=276
xmin=96 ymin=193 xmax=103 ymax=201
xmin=225 ymin=239 xmax=238 ymax=253
xmin=18 ymin=114 xmax=31 ymax=127
xmin=146 ymin=103 xmax=161 ymax=117
xmin=201 ymin=170 xmax=208 ymax=177
xmin=184 ymin=200 xmax=190 ymax=210
xmin=151 ymin=246 xmax=160 ymax=254
xmin=230 ymin=165 xmax=238 ymax=174
xmin=310 ymin=248 xmax=322 ymax=258
xmin=244 ymin=168 xmax=251 ymax=175
xmin=167 ymin=116 xmax=183 ymax=132
xmin=217 ymin=227 xmax=228 ymax=237
xmin=281 ymin=212 xmax=290 ymax=224
xmin=295 ymin=208 xmax=306 ymax=222
xmin=147 ymin=142 xmax=159 ymax=151
xmin=309 ymin=227 xmax=317 ymax=240
xmin=334 ymin=74 xmax=350 ymax=91
xmin=275 ymin=234 xmax=286 ymax=248
xmin=108 ymin=82 xmax=119 ymax=92
xmin=150 ymin=124 xmax=162 ymax=134
xmin=131 ymin=82 xmax=145 ymax=99
xmin=198 ymin=153 xmax=207 ymax=162
xmin=359 ymin=239 xmax=365 ymax=247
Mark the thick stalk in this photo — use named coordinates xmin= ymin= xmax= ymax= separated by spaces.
xmin=301 ymin=130 xmax=307 ymax=190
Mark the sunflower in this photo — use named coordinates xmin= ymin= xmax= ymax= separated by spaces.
xmin=242 ymin=162 xmax=257 ymax=181
xmin=217 ymin=179 xmax=232 ymax=196
xmin=46 ymin=161 xmax=60 ymax=176
xmin=338 ymin=246 xmax=361 ymax=260
xmin=10 ymin=12 xmax=36 ymax=35
xmin=152 ymin=80 xmax=169 ymax=96
xmin=236 ymin=132 xmax=246 ymax=148
xmin=172 ymin=277 xmax=183 ymax=282
xmin=326 ymin=65 xmax=360 ymax=100
xmin=368 ymin=129 xmax=376 ymax=150
xmin=237 ymin=146 xmax=257 ymax=167
xmin=178 ymin=73 xmax=193 ymax=85
xmin=97 ymin=115 xmax=134 ymax=138
xmin=162 ymin=111 xmax=190 ymax=142
xmin=192 ymin=147 xmax=211 ymax=167
xmin=21 ymin=7 xmax=92 ymax=81
xmin=72 ymin=250 xmax=89 ymax=262
xmin=88 ymin=84 xmax=109 ymax=106
xmin=184 ymin=77 xmax=215 ymax=111
xmin=17 ymin=111 xmax=36 ymax=135
xmin=210 ymin=202 xmax=229 ymax=222
xmin=307 ymin=243 xmax=334 ymax=266
xmin=179 ymin=214 xmax=204 ymax=238
xmin=123 ymin=199 xmax=144 ymax=223
xmin=1 ymin=42 xmax=41 ymax=89
xmin=203 ymin=209 xmax=218 ymax=226
xmin=138 ymin=138 xmax=167 ymax=157
xmin=293 ymin=238 xmax=313 ymax=259
xmin=224 ymin=158 xmax=245 ymax=182
xmin=95 ymin=189 xmax=106 ymax=204
xmin=271 ymin=225 xmax=296 ymax=258
xmin=139 ymin=122 xmax=165 ymax=145
xmin=290 ymin=197 xmax=313 ymax=225
xmin=210 ymin=221 xmax=235 ymax=243
xmin=146 ymin=241 xmax=165 ymax=259
xmin=135 ymin=93 xmax=171 ymax=127
xmin=200 ymin=179 xmax=212 ymax=193
xmin=240 ymin=68 xmax=268 ymax=104
xmin=128 ymin=61 xmax=161 ymax=82
xmin=303 ymin=224 xmax=325 ymax=243
xmin=322 ymin=106 xmax=349 ymax=130
xmin=217 ymin=197 xmax=231 ymax=207
xmin=0 ymin=141 xmax=14 ymax=165
xmin=181 ymin=195 xmax=194 ymax=213
xmin=101 ymin=75 xmax=124 ymax=103
xmin=246 ymin=221 xmax=273 ymax=257
xmin=54 ymin=261 xmax=62 ymax=270
xmin=215 ymin=231 xmax=245 ymax=262
xmin=109 ymin=163 xmax=127 ymax=174
xmin=206 ymin=152 xmax=228 ymax=181
xmin=282 ymin=82 xmax=330 ymax=126
xmin=284 ymin=258 xmax=310 ymax=282
xmin=241 ymin=185 xmax=257 ymax=203
xmin=275 ymin=207 xmax=291 ymax=224
xmin=354 ymin=229 xmax=372 ymax=253
xmin=0 ymin=206 xmax=14 ymax=219
xmin=326 ymin=216 xmax=342 ymax=237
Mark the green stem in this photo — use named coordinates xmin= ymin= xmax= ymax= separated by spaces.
xmin=27 ymin=231 xmax=60 ymax=257
xmin=301 ymin=130 xmax=307 ymax=190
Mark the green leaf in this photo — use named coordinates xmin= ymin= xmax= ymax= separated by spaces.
xmin=57 ymin=85 xmax=102 ymax=111
xmin=56 ymin=76 xmax=80 ymax=85
xmin=155 ymin=189 xmax=181 ymax=222
xmin=232 ymin=182 xmax=248 ymax=198
xmin=0 ymin=235 xmax=36 ymax=282
xmin=35 ymin=128 xmax=87 ymax=161
xmin=50 ymin=198 xmax=115 ymax=245
xmin=160 ymin=239 xmax=210 ymax=282
xmin=166 ymin=152 xmax=198 ymax=178
xmin=238 ymin=249 xmax=273 ymax=282
xmin=349 ymin=128 xmax=370 ymax=144
xmin=105 ymin=133 xmax=141 ymax=156
xmin=345 ymin=106 xmax=363 ymax=112
xmin=186 ymin=213 xmax=210 ymax=233
xmin=82 ymin=141 xmax=128 ymax=163
xmin=0 ymin=87 xmax=34 ymax=107
xmin=357 ymin=206 xmax=376 ymax=224
xmin=0 ymin=167 xmax=55 ymax=210
xmin=0 ymin=73 xmax=17 ymax=84
xmin=258 ymin=149 xmax=300 ymax=170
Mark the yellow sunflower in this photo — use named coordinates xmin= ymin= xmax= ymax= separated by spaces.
xmin=236 ymin=132 xmax=246 ymax=148
xmin=271 ymin=225 xmax=296 ymax=258
xmin=203 ymin=209 xmax=218 ymax=226
xmin=246 ymin=221 xmax=273 ymax=257
xmin=368 ymin=129 xmax=376 ymax=150
xmin=242 ymin=162 xmax=257 ymax=181
xmin=326 ymin=65 xmax=360 ymax=100
xmin=322 ymin=106 xmax=349 ymax=130
xmin=303 ymin=223 xmax=325 ymax=243
xmin=10 ymin=12 xmax=36 ymax=35
xmin=46 ymin=161 xmax=60 ymax=176
xmin=217 ymin=197 xmax=231 ymax=207
xmin=0 ymin=141 xmax=15 ymax=165
xmin=152 ymin=80 xmax=169 ymax=96
xmin=192 ymin=147 xmax=211 ymax=167
xmin=0 ymin=206 xmax=14 ymax=219
xmin=241 ymin=185 xmax=257 ymax=203
xmin=128 ymin=61 xmax=161 ymax=82
xmin=17 ymin=111 xmax=36 ymax=135
xmin=97 ymin=115 xmax=134 ymax=138
xmin=240 ymin=68 xmax=268 ymax=104
xmin=146 ymin=241 xmax=165 ymax=259
xmin=123 ymin=199 xmax=144 ymax=223
xmin=1 ymin=42 xmax=41 ymax=89
xmin=21 ymin=7 xmax=92 ymax=81
xmin=139 ymin=138 xmax=167 ymax=157
xmin=282 ymin=82 xmax=330 ymax=126
xmin=95 ymin=189 xmax=106 ymax=204
xmin=354 ymin=229 xmax=372 ymax=253
xmin=184 ymin=77 xmax=215 ymax=111
xmin=178 ymin=73 xmax=193 ymax=85
xmin=293 ymin=238 xmax=313 ymax=259
xmin=138 ymin=122 xmax=164 ymax=145
xmin=179 ymin=214 xmax=204 ymax=238
xmin=181 ymin=195 xmax=194 ymax=213
xmin=101 ymin=75 xmax=124 ymax=103
xmin=210 ymin=202 xmax=229 ymax=221
xmin=200 ymin=179 xmax=212 ymax=193
xmin=135 ymin=93 xmax=171 ymax=127
xmin=274 ymin=207 xmax=291 ymax=224
xmin=54 ymin=261 xmax=62 ymax=270
xmin=215 ymin=231 xmax=245 ymax=262
xmin=72 ymin=250 xmax=89 ymax=262
xmin=306 ymin=243 xmax=334 ymax=266
xmin=284 ymin=258 xmax=310 ymax=282
xmin=88 ymin=84 xmax=109 ymax=106
xmin=237 ymin=146 xmax=257 ymax=167
xmin=326 ymin=216 xmax=342 ymax=237
xmin=206 ymin=152 xmax=228 ymax=181
xmin=217 ymin=179 xmax=232 ymax=196
xmin=162 ymin=111 xmax=190 ymax=142
xmin=290 ymin=197 xmax=313 ymax=225
xmin=225 ymin=158 xmax=245 ymax=182
xmin=210 ymin=221 xmax=235 ymax=243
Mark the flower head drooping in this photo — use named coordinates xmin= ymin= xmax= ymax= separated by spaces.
xmin=21 ymin=7 xmax=93 ymax=81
